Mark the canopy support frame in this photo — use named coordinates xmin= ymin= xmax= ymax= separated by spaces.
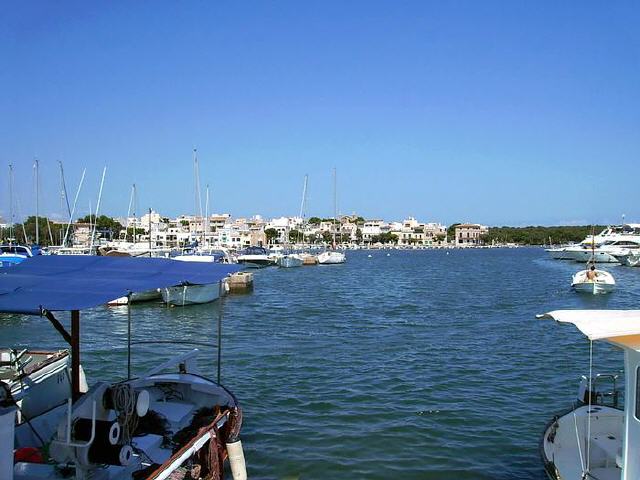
xmin=42 ymin=309 xmax=81 ymax=401
xmin=43 ymin=310 xmax=72 ymax=345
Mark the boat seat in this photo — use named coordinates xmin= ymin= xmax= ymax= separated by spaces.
xmin=592 ymin=434 xmax=623 ymax=468
xmin=589 ymin=467 xmax=621 ymax=480
xmin=132 ymin=433 xmax=171 ymax=463
xmin=149 ymin=401 xmax=194 ymax=426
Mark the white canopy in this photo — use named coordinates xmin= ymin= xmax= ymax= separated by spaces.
xmin=538 ymin=310 xmax=640 ymax=342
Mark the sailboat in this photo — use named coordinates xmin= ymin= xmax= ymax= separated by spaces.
xmin=277 ymin=175 xmax=308 ymax=268
xmin=571 ymin=229 xmax=615 ymax=294
xmin=317 ymin=168 xmax=346 ymax=265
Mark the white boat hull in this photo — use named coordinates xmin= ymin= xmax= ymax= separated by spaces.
xmin=565 ymin=249 xmax=619 ymax=263
xmin=317 ymin=251 xmax=346 ymax=264
xmin=277 ymin=255 xmax=303 ymax=268
xmin=161 ymin=282 xmax=221 ymax=305
xmin=571 ymin=270 xmax=616 ymax=294
xmin=542 ymin=404 xmax=623 ymax=480
xmin=11 ymin=351 xmax=245 ymax=480
xmin=108 ymin=289 xmax=162 ymax=305
xmin=236 ymin=255 xmax=275 ymax=268
xmin=545 ymin=248 xmax=573 ymax=260
xmin=614 ymin=252 xmax=640 ymax=267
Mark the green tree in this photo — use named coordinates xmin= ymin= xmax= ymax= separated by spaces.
xmin=289 ymin=229 xmax=302 ymax=243
xmin=14 ymin=216 xmax=54 ymax=246
xmin=308 ymin=217 xmax=322 ymax=225
xmin=321 ymin=231 xmax=333 ymax=243
xmin=77 ymin=215 xmax=124 ymax=236
xmin=355 ymin=228 xmax=363 ymax=244
xmin=265 ymin=228 xmax=279 ymax=244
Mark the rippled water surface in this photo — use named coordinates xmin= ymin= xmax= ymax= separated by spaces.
xmin=3 ymin=248 xmax=640 ymax=479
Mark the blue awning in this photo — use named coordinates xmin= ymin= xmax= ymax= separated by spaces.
xmin=0 ymin=255 xmax=242 ymax=315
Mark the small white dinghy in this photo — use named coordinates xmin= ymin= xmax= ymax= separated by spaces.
xmin=162 ymin=282 xmax=221 ymax=306
xmin=571 ymin=267 xmax=615 ymax=294
xmin=317 ymin=250 xmax=346 ymax=265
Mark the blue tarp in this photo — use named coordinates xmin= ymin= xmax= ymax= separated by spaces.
xmin=0 ymin=255 xmax=242 ymax=315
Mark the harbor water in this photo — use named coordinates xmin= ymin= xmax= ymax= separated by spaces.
xmin=2 ymin=248 xmax=639 ymax=479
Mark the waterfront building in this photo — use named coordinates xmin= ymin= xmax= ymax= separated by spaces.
xmin=362 ymin=220 xmax=384 ymax=243
xmin=454 ymin=223 xmax=489 ymax=247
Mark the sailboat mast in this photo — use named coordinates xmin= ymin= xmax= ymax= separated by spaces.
xmin=8 ymin=164 xmax=14 ymax=240
xmin=193 ymin=149 xmax=203 ymax=219
xmin=332 ymin=167 xmax=337 ymax=246
xmin=205 ymin=184 xmax=210 ymax=247
xmin=59 ymin=161 xmax=72 ymax=219
xmin=299 ymin=174 xmax=309 ymax=245
xmin=299 ymin=174 xmax=308 ymax=219
xmin=34 ymin=159 xmax=39 ymax=245
xmin=132 ymin=183 xmax=137 ymax=244
xmin=62 ymin=168 xmax=86 ymax=247
xmin=89 ymin=166 xmax=107 ymax=252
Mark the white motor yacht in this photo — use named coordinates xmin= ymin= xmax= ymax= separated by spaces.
xmin=545 ymin=246 xmax=575 ymax=260
xmin=236 ymin=246 xmax=275 ymax=268
xmin=538 ymin=310 xmax=640 ymax=480
xmin=566 ymin=239 xmax=640 ymax=264
xmin=613 ymin=251 xmax=640 ymax=267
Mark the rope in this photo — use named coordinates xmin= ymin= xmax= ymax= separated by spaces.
xmin=111 ymin=383 xmax=139 ymax=444
xmin=572 ymin=404 xmax=586 ymax=474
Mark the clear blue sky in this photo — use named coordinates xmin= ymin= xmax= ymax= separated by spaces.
xmin=1 ymin=1 xmax=639 ymax=226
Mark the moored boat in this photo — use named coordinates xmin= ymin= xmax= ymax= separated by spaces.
xmin=317 ymin=250 xmax=346 ymax=265
xmin=161 ymin=282 xmax=221 ymax=306
xmin=537 ymin=310 xmax=640 ymax=480
xmin=571 ymin=268 xmax=616 ymax=294
xmin=613 ymin=251 xmax=640 ymax=267
xmin=236 ymin=246 xmax=275 ymax=267
xmin=0 ymin=245 xmax=39 ymax=268
xmin=277 ymin=254 xmax=303 ymax=268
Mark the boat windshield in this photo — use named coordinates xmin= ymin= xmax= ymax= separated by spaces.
xmin=0 ymin=245 xmax=30 ymax=256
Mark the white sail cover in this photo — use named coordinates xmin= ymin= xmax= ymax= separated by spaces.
xmin=538 ymin=310 xmax=640 ymax=341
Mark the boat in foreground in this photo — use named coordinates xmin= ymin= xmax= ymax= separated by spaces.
xmin=0 ymin=255 xmax=246 ymax=480
xmin=537 ymin=310 xmax=640 ymax=480
xmin=571 ymin=268 xmax=616 ymax=294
